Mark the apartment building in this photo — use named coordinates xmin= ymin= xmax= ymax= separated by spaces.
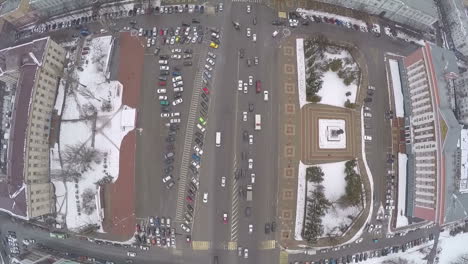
xmin=0 ymin=37 xmax=65 ymax=218
xmin=314 ymin=0 xmax=438 ymax=31
xmin=403 ymin=43 xmax=466 ymax=224
xmin=11 ymin=246 xmax=80 ymax=264
xmin=440 ymin=0 xmax=468 ymax=57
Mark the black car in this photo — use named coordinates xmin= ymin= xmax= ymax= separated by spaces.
xmin=160 ymin=55 xmax=169 ymax=60
xmin=174 ymin=92 xmax=182 ymax=100
xmin=271 ymin=221 xmax=276 ymax=232
xmin=201 ymin=93 xmax=209 ymax=102
xmin=239 ymin=48 xmax=245 ymax=58
xmin=189 ymin=165 xmax=198 ymax=174
xmin=364 ymin=97 xmax=372 ymax=103
xmin=200 ymin=5 xmax=204 ymax=13
xmin=166 ymin=136 xmax=175 ymax=142
xmin=200 ymin=109 xmax=207 ymax=118
xmin=195 ymin=137 xmax=203 ymax=147
xmin=159 ymin=76 xmax=167 ymax=81
xmin=192 ymin=18 xmax=200 ymax=24
xmin=264 ymin=223 xmax=270 ymax=234
xmin=253 ymin=17 xmax=257 ymax=25
xmin=195 ymin=131 xmax=204 ymax=139
xmin=184 ymin=48 xmax=193 ymax=54
xmin=197 ymin=35 xmax=204 ymax=44
xmin=160 ymin=70 xmax=170 ymax=76
xmin=200 ymin=101 xmax=208 ymax=110
xmin=243 ymin=130 xmax=248 ymax=141
xmin=184 ymin=61 xmax=192 ymax=66
xmin=187 ymin=203 xmax=194 ymax=213
xmin=245 ymin=207 xmax=252 ymax=217
xmin=248 ymin=103 xmax=254 ymax=112
xmin=164 ymin=166 xmax=174 ymax=174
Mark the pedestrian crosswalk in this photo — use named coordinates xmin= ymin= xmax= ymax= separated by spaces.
xmin=280 ymin=251 xmax=289 ymax=264
xmin=259 ymin=240 xmax=276 ymax=250
xmin=227 ymin=241 xmax=238 ymax=250
xmin=230 ymin=158 xmax=240 ymax=241
xmin=192 ymin=241 xmax=211 ymax=250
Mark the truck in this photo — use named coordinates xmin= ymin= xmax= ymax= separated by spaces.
xmin=216 ymin=132 xmax=221 ymax=147
xmin=246 ymin=185 xmax=253 ymax=201
xmin=254 ymin=114 xmax=261 ymax=130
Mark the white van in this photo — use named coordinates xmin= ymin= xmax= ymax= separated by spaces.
xmin=216 ymin=132 xmax=221 ymax=147
xmin=264 ymin=91 xmax=269 ymax=101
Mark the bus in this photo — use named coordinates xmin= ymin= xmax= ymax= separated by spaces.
xmin=216 ymin=132 xmax=221 ymax=147
xmin=255 ymin=114 xmax=261 ymax=130
xmin=50 ymin=232 xmax=69 ymax=239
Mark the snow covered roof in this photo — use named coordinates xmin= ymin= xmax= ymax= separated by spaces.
xmin=403 ymin=0 xmax=438 ymax=19
xmin=121 ymin=107 xmax=136 ymax=128
xmin=0 ymin=0 xmax=21 ymax=17
xmin=460 ymin=129 xmax=468 ymax=193
xmin=0 ymin=37 xmax=50 ymax=218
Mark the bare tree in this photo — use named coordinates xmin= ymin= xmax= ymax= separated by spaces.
xmin=62 ymin=142 xmax=103 ymax=174
xmin=81 ymin=188 xmax=97 ymax=215
xmin=382 ymin=258 xmax=410 ymax=264
xmin=451 ymin=253 xmax=468 ymax=264
xmin=50 ymin=168 xmax=82 ymax=182
xmin=77 ymin=86 xmax=101 ymax=102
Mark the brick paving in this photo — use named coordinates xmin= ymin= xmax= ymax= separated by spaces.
xmin=276 ymin=35 xmax=373 ymax=249
xmin=101 ymin=32 xmax=143 ymax=240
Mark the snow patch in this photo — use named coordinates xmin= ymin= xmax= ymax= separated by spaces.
xmin=437 ymin=231 xmax=468 ymax=263
xmin=295 ymin=161 xmax=308 ymax=241
xmin=396 ymin=153 xmax=409 ymax=228
xmin=317 ymin=71 xmax=358 ymax=108
xmin=389 ymin=59 xmax=405 ymax=118
xmin=297 ymin=8 xmax=367 ymax=28
xmin=296 ymin=38 xmax=307 ymax=108
xmin=318 ymin=119 xmax=346 ymax=149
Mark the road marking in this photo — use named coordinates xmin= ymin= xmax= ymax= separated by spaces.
xmin=230 ymin=171 xmax=240 ymax=241
xmin=280 ymin=251 xmax=289 ymax=264
xmin=192 ymin=241 xmax=211 ymax=250
xmin=232 ymin=0 xmax=262 ymax=2
xmin=259 ymin=240 xmax=276 ymax=250
xmin=227 ymin=241 xmax=238 ymax=250
xmin=175 ymin=46 xmax=208 ymax=222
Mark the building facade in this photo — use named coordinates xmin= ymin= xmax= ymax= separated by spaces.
xmin=313 ymin=0 xmax=438 ymax=31
xmin=440 ymin=0 xmax=468 ymax=58
xmin=12 ymin=247 xmax=80 ymax=264
xmin=0 ymin=37 xmax=65 ymax=218
xmin=403 ymin=43 xmax=466 ymax=224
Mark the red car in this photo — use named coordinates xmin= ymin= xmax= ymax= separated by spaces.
xmin=223 ymin=213 xmax=228 ymax=224
xmin=159 ymin=29 xmax=164 ymax=36
xmin=159 ymin=81 xmax=166 ymax=86
xmin=256 ymin=80 xmax=261 ymax=93
xmin=186 ymin=196 xmax=193 ymax=202
xmin=135 ymin=224 xmax=141 ymax=233
xmin=151 ymin=238 xmax=156 ymax=245
xmin=202 ymin=87 xmax=210 ymax=94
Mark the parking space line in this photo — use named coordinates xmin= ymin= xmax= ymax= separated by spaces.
xmin=175 ymin=46 xmax=207 ymax=222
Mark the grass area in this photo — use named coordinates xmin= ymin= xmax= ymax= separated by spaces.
xmin=440 ymin=118 xmax=448 ymax=143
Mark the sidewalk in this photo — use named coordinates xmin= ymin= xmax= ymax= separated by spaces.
xmin=276 ymin=34 xmax=373 ymax=249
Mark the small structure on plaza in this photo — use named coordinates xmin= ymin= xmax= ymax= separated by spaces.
xmin=319 ymin=119 xmax=346 ymax=149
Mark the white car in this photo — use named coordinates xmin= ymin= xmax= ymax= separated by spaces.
xmin=161 ymin=113 xmax=170 ymax=118
xmin=243 ymin=83 xmax=248 ymax=94
xmin=171 ymin=48 xmax=182 ymax=53
xmin=172 ymin=76 xmax=182 ymax=82
xmin=158 ymin=95 xmax=167 ymax=100
xmin=208 ymin=52 xmax=217 ymax=59
xmin=159 ymin=60 xmax=168 ymax=65
xmin=191 ymin=160 xmax=200 ymax=169
xmin=355 ymin=238 xmax=363 ymax=244
xmin=249 ymin=134 xmax=253 ymax=145
xmin=251 ymin=173 xmax=255 ymax=184
xmin=174 ymin=87 xmax=184 ymax=92
xmin=221 ymin=176 xmax=226 ymax=187
xmin=206 ymin=58 xmax=215 ymax=66
xmin=248 ymin=76 xmax=253 ymax=86
xmin=364 ymin=135 xmax=372 ymax=141
xmin=162 ymin=175 xmax=172 ymax=183
xmin=180 ymin=223 xmax=191 ymax=232
xmin=252 ymin=33 xmax=256 ymax=42
xmin=364 ymin=112 xmax=372 ymax=118
xmin=264 ymin=91 xmax=269 ymax=101
xmin=157 ymin=89 xmax=166 ymax=94
xmin=244 ymin=248 xmax=249 ymax=259
xmin=205 ymin=64 xmax=213 ymax=71
xmin=127 ymin=252 xmax=136 ymax=257
xmin=203 ymin=192 xmax=208 ymax=203
xmin=243 ymin=112 xmax=247 ymax=121
xmin=173 ymin=98 xmax=183 ymax=105
xmin=246 ymin=27 xmax=251 ymax=37
xmin=238 ymin=80 xmax=243 ymax=91
xmin=197 ymin=123 xmax=206 ymax=132
xmin=194 ymin=145 xmax=203 ymax=155
xmin=248 ymin=158 xmax=253 ymax=169
xmin=248 ymin=224 xmax=253 ymax=234
xmin=246 ymin=5 xmax=251 ymax=13
xmin=171 ymin=112 xmax=180 ymax=117
xmin=364 ymin=106 xmax=371 ymax=111
xmin=160 ymin=66 xmax=169 ymax=71
xmin=173 ymin=81 xmax=184 ymax=87
xmin=170 ymin=118 xmax=181 ymax=124
xmin=171 ymin=54 xmax=181 ymax=59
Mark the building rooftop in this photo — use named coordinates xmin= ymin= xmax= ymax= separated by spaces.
xmin=0 ymin=0 xmax=21 ymax=17
xmin=404 ymin=0 xmax=438 ymax=18
xmin=0 ymin=37 xmax=49 ymax=218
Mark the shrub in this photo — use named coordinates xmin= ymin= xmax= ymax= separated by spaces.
xmin=306 ymin=166 xmax=324 ymax=183
xmin=329 ymin=59 xmax=343 ymax=72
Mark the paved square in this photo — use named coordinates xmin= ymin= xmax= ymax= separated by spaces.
xmin=300 ymin=104 xmax=358 ymax=164
xmin=283 ymin=46 xmax=295 ymax=56
xmin=284 ymin=64 xmax=295 ymax=74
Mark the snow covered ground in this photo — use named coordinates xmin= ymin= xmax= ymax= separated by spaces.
xmin=297 ymin=8 xmax=367 ymax=28
xmin=52 ymin=35 xmax=136 ymax=231
xmin=357 ymin=239 xmax=433 ymax=264
xmin=396 ymin=153 xmax=409 ymax=227
xmin=296 ymin=161 xmax=362 ymax=239
xmin=437 ymin=231 xmax=468 ymax=263
xmin=318 ymin=119 xmax=346 ymax=149
xmin=313 ymin=161 xmax=361 ymax=237
xmin=389 ymin=59 xmax=405 ymax=118
xmin=295 ymin=161 xmax=308 ymax=241
xmin=296 ymin=39 xmax=307 ymax=108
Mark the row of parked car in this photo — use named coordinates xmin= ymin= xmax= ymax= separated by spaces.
xmin=134 ymin=217 xmax=176 ymax=248
xmin=139 ymin=24 xmax=205 ymax=48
